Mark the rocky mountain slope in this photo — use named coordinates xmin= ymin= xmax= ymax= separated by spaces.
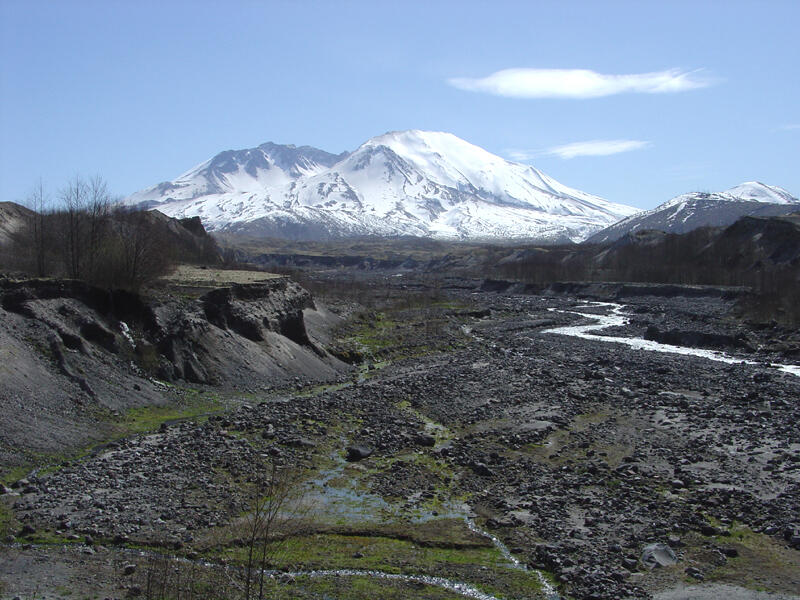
xmin=124 ymin=130 xmax=640 ymax=243
xmin=587 ymin=182 xmax=799 ymax=243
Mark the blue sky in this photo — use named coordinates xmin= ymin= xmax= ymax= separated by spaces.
xmin=1 ymin=0 xmax=798 ymax=210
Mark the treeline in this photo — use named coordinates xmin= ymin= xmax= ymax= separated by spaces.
xmin=1 ymin=176 xmax=219 ymax=290
xmin=493 ymin=220 xmax=800 ymax=325
xmin=497 ymin=226 xmax=799 ymax=287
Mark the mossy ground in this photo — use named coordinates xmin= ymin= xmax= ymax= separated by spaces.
xmin=119 ymin=396 xmax=220 ymax=435
xmin=0 ymin=498 xmax=17 ymax=539
xmin=258 ymin=575 xmax=470 ymax=600
xmin=208 ymin=530 xmax=544 ymax=600
xmin=701 ymin=523 xmax=800 ymax=594
xmin=334 ymin=300 xmax=474 ymax=364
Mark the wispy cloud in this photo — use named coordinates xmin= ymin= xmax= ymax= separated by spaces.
xmin=779 ymin=123 xmax=800 ymax=131
xmin=547 ymin=139 xmax=651 ymax=159
xmin=448 ymin=68 xmax=713 ymax=99
xmin=506 ymin=149 xmax=543 ymax=162
xmin=509 ymin=139 xmax=651 ymax=161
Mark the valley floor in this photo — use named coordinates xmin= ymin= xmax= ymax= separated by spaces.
xmin=2 ymin=286 xmax=800 ymax=600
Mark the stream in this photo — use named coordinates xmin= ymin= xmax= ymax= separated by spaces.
xmin=465 ymin=518 xmax=560 ymax=600
xmin=544 ymin=302 xmax=800 ymax=378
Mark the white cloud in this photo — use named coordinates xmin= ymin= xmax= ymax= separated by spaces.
xmin=780 ymin=123 xmax=800 ymax=131
xmin=509 ymin=140 xmax=651 ymax=161
xmin=547 ymin=139 xmax=651 ymax=159
xmin=448 ymin=68 xmax=713 ymax=99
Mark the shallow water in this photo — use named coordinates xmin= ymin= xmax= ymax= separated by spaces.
xmin=303 ymin=446 xmax=465 ymax=524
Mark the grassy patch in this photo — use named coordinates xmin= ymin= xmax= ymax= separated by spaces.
xmin=348 ymin=312 xmax=398 ymax=354
xmin=20 ymin=528 xmax=82 ymax=546
xmin=212 ymin=532 xmax=544 ymax=599
xmin=0 ymin=464 xmax=33 ymax=486
xmin=0 ymin=498 xmax=18 ymax=539
xmin=334 ymin=301 xmax=473 ymax=364
xmin=702 ymin=523 xmax=800 ymax=594
xmin=253 ymin=575 xmax=469 ymax=600
xmin=1 ymin=391 xmax=222 ymax=484
xmin=314 ymin=519 xmax=489 ymax=549
xmin=265 ymin=533 xmax=501 ymax=571
xmin=120 ymin=398 xmax=219 ymax=434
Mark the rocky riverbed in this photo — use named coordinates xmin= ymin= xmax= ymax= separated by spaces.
xmin=2 ymin=288 xmax=799 ymax=599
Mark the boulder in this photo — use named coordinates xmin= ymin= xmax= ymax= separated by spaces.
xmin=641 ymin=543 xmax=677 ymax=569
xmin=345 ymin=445 xmax=373 ymax=462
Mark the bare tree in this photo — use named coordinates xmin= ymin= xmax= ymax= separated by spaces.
xmin=85 ymin=175 xmax=111 ymax=281
xmin=243 ymin=462 xmax=310 ymax=600
xmin=111 ymin=208 xmax=173 ymax=290
xmin=22 ymin=179 xmax=50 ymax=276
xmin=59 ymin=175 xmax=88 ymax=279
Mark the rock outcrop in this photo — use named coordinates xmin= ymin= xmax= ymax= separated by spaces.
xmin=0 ymin=276 xmax=346 ymax=473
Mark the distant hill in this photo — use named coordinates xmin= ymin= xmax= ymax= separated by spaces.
xmin=587 ymin=182 xmax=799 ymax=244
xmin=497 ymin=211 xmax=800 ymax=287
xmin=0 ymin=201 xmax=34 ymax=246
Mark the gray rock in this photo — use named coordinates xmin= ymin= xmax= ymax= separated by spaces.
xmin=641 ymin=543 xmax=678 ymax=569
xmin=415 ymin=433 xmax=436 ymax=447
xmin=700 ymin=524 xmax=720 ymax=536
xmin=685 ymin=566 xmax=704 ymax=580
xmin=622 ymin=557 xmax=638 ymax=570
xmin=345 ymin=445 xmax=373 ymax=462
xmin=469 ymin=461 xmax=493 ymax=477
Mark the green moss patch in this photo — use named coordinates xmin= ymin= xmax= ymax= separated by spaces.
xmin=211 ymin=531 xmax=544 ymax=599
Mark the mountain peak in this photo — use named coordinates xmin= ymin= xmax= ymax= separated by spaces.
xmin=365 ymin=130 xmax=500 ymax=163
xmin=723 ymin=181 xmax=798 ymax=204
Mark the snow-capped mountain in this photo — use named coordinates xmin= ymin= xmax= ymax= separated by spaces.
xmin=586 ymin=182 xmax=800 ymax=244
xmin=723 ymin=182 xmax=797 ymax=205
xmin=124 ymin=131 xmax=639 ymax=243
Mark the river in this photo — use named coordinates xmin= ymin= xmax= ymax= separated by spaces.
xmin=544 ymin=302 xmax=800 ymax=378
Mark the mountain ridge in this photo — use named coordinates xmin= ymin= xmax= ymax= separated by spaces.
xmin=124 ymin=130 xmax=639 ymax=243
xmin=587 ymin=181 xmax=800 ymax=244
